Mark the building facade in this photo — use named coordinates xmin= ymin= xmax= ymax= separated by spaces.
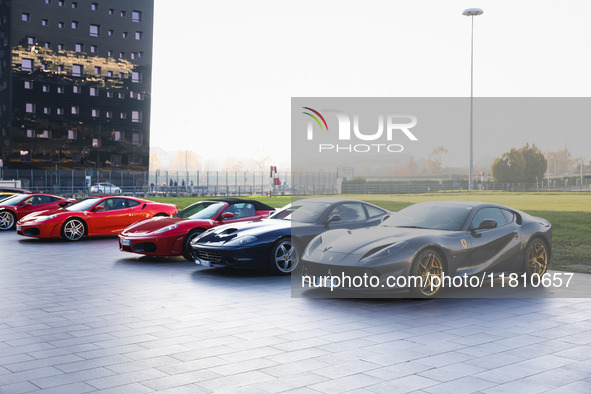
xmin=0 ymin=0 xmax=153 ymax=171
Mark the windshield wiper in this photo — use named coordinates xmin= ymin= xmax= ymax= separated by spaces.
xmin=395 ymin=225 xmax=429 ymax=229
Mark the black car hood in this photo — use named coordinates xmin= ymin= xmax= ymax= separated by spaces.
xmin=196 ymin=218 xmax=308 ymax=245
xmin=313 ymin=226 xmax=450 ymax=257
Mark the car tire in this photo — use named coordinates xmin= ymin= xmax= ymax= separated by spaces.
xmin=182 ymin=228 xmax=204 ymax=261
xmin=523 ymin=237 xmax=549 ymax=277
xmin=269 ymin=237 xmax=300 ymax=275
xmin=61 ymin=218 xmax=87 ymax=241
xmin=0 ymin=210 xmax=16 ymax=231
xmin=409 ymin=248 xmax=445 ymax=298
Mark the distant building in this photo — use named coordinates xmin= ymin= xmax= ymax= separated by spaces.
xmin=0 ymin=0 xmax=153 ymax=170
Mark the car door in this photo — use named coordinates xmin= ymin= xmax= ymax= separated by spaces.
xmin=89 ymin=198 xmax=131 ymax=234
xmin=127 ymin=199 xmax=152 ymax=224
xmin=465 ymin=207 xmax=522 ymax=274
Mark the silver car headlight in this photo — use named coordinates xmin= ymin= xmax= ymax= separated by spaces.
xmin=153 ymin=224 xmax=178 ymax=234
xmin=226 ymin=235 xmax=257 ymax=246
xmin=38 ymin=214 xmax=58 ymax=221
xmin=304 ymin=236 xmax=323 ymax=257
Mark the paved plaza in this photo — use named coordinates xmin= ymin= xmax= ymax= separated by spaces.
xmin=1 ymin=231 xmax=590 ymax=393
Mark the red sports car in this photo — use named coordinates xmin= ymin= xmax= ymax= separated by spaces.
xmin=0 ymin=193 xmax=74 ymax=231
xmin=119 ymin=198 xmax=274 ymax=260
xmin=16 ymin=196 xmax=177 ymax=241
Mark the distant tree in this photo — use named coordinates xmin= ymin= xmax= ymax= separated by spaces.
xmin=224 ymin=157 xmax=243 ymax=171
xmin=171 ymin=151 xmax=200 ymax=171
xmin=425 ymin=146 xmax=448 ymax=175
xmin=491 ymin=143 xmax=546 ymax=183
xmin=149 ymin=152 xmax=161 ymax=171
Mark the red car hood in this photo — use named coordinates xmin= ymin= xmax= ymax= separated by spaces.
xmin=18 ymin=209 xmax=74 ymax=224
xmin=121 ymin=216 xmax=214 ymax=236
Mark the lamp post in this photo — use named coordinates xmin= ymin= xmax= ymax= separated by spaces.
xmin=463 ymin=8 xmax=483 ymax=191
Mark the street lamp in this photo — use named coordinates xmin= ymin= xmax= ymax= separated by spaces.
xmin=463 ymin=7 xmax=483 ymax=191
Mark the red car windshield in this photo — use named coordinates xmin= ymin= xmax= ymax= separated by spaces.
xmin=174 ymin=201 xmax=225 ymax=219
xmin=65 ymin=197 xmax=102 ymax=211
xmin=0 ymin=194 xmax=29 ymax=206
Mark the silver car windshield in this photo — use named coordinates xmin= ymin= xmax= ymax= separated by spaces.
xmin=383 ymin=204 xmax=473 ymax=231
xmin=270 ymin=202 xmax=332 ymax=223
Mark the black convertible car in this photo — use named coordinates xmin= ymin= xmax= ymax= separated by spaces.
xmin=189 ymin=198 xmax=389 ymax=274
xmin=301 ymin=201 xmax=552 ymax=297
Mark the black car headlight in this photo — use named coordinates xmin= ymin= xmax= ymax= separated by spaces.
xmin=360 ymin=242 xmax=408 ymax=263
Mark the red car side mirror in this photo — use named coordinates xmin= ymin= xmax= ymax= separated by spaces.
xmin=94 ymin=205 xmax=105 ymax=212
xmin=219 ymin=212 xmax=234 ymax=220
xmin=23 ymin=203 xmax=32 ymax=208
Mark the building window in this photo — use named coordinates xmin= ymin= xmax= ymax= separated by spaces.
xmin=106 ymin=91 xmax=113 ymax=98
xmin=119 ymin=72 xmax=124 ymax=78
xmin=122 ymin=31 xmax=128 ymax=38
xmin=132 ymin=11 xmax=142 ymax=22
xmin=130 ymin=52 xmax=136 ymax=60
xmin=132 ymin=111 xmax=142 ymax=123
xmin=71 ymin=106 xmax=79 ymax=114
xmin=68 ymin=130 xmax=77 ymax=140
xmin=138 ymin=52 xmax=143 ymax=58
xmin=42 ymin=19 xmax=48 ymax=26
xmin=57 ymin=65 xmax=64 ymax=72
xmin=45 ymin=0 xmax=51 ymax=4
xmin=107 ymin=50 xmax=113 ymax=57
xmin=120 ymin=112 xmax=127 ymax=119
xmin=91 ymin=3 xmax=98 ymax=11
xmin=131 ymin=72 xmax=142 ymax=83
xmin=58 ymin=21 xmax=64 ymax=28
xmin=72 ymin=152 xmax=81 ymax=162
xmin=58 ymin=43 xmax=64 ymax=50
xmin=90 ymin=45 xmax=97 ymax=53
xmin=90 ymin=87 xmax=98 ymax=96
xmin=26 ymin=103 xmax=35 ymax=113
xmin=92 ymin=138 xmax=100 ymax=148
xmin=44 ymin=42 xmax=51 ymax=48
xmin=118 ymin=92 xmax=125 ymax=99
xmin=22 ymin=13 xmax=30 ymax=22
xmin=92 ymin=108 xmax=99 ymax=117
xmin=72 ymin=64 xmax=83 ymax=77
xmin=57 ymin=108 xmax=64 ymax=115
xmin=106 ymin=111 xmax=112 ymax=118
xmin=43 ymin=107 xmax=51 ymax=114
xmin=27 ymin=36 xmax=36 ymax=45
xmin=72 ymin=2 xmax=77 ymax=9
xmin=89 ymin=24 xmax=100 ymax=37
xmin=108 ymin=8 xmax=114 ymax=15
xmin=73 ymin=85 xmax=81 ymax=93
xmin=24 ymin=81 xmax=33 ymax=89
xmin=42 ymin=85 xmax=49 ymax=92
xmin=75 ymin=43 xmax=83 ymax=52
xmin=21 ymin=151 xmax=31 ymax=162
xmin=107 ymin=71 xmax=113 ymax=77
xmin=27 ymin=130 xmax=34 ymax=138
xmin=22 ymin=58 xmax=33 ymax=72
xmin=112 ymin=131 xmax=122 ymax=141
xmin=58 ymin=0 xmax=64 ymax=6
xmin=135 ymin=31 xmax=143 ymax=40
xmin=108 ymin=29 xmax=114 ymax=36
xmin=57 ymin=86 xmax=64 ymax=93
xmin=119 ymin=52 xmax=125 ymax=59
xmin=132 ymin=132 xmax=142 ymax=145
xmin=38 ymin=130 xmax=50 ymax=139
xmin=94 ymin=66 xmax=101 ymax=74
xmin=137 ymin=93 xmax=144 ymax=101
xmin=129 ymin=91 xmax=135 ymax=98
xmin=71 ymin=21 xmax=79 ymax=29
xmin=120 ymin=10 xmax=126 ymax=17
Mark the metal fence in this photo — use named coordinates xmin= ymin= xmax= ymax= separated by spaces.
xmin=0 ymin=167 xmax=588 ymax=197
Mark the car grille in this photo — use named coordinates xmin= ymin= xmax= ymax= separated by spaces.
xmin=196 ymin=250 xmax=222 ymax=263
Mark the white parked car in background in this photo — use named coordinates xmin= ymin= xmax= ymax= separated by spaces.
xmin=91 ymin=183 xmax=122 ymax=194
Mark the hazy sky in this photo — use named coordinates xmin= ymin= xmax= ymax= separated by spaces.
xmin=150 ymin=0 xmax=591 ymax=168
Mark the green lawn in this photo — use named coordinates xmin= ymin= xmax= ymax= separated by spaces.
xmin=149 ymin=192 xmax=591 ymax=273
